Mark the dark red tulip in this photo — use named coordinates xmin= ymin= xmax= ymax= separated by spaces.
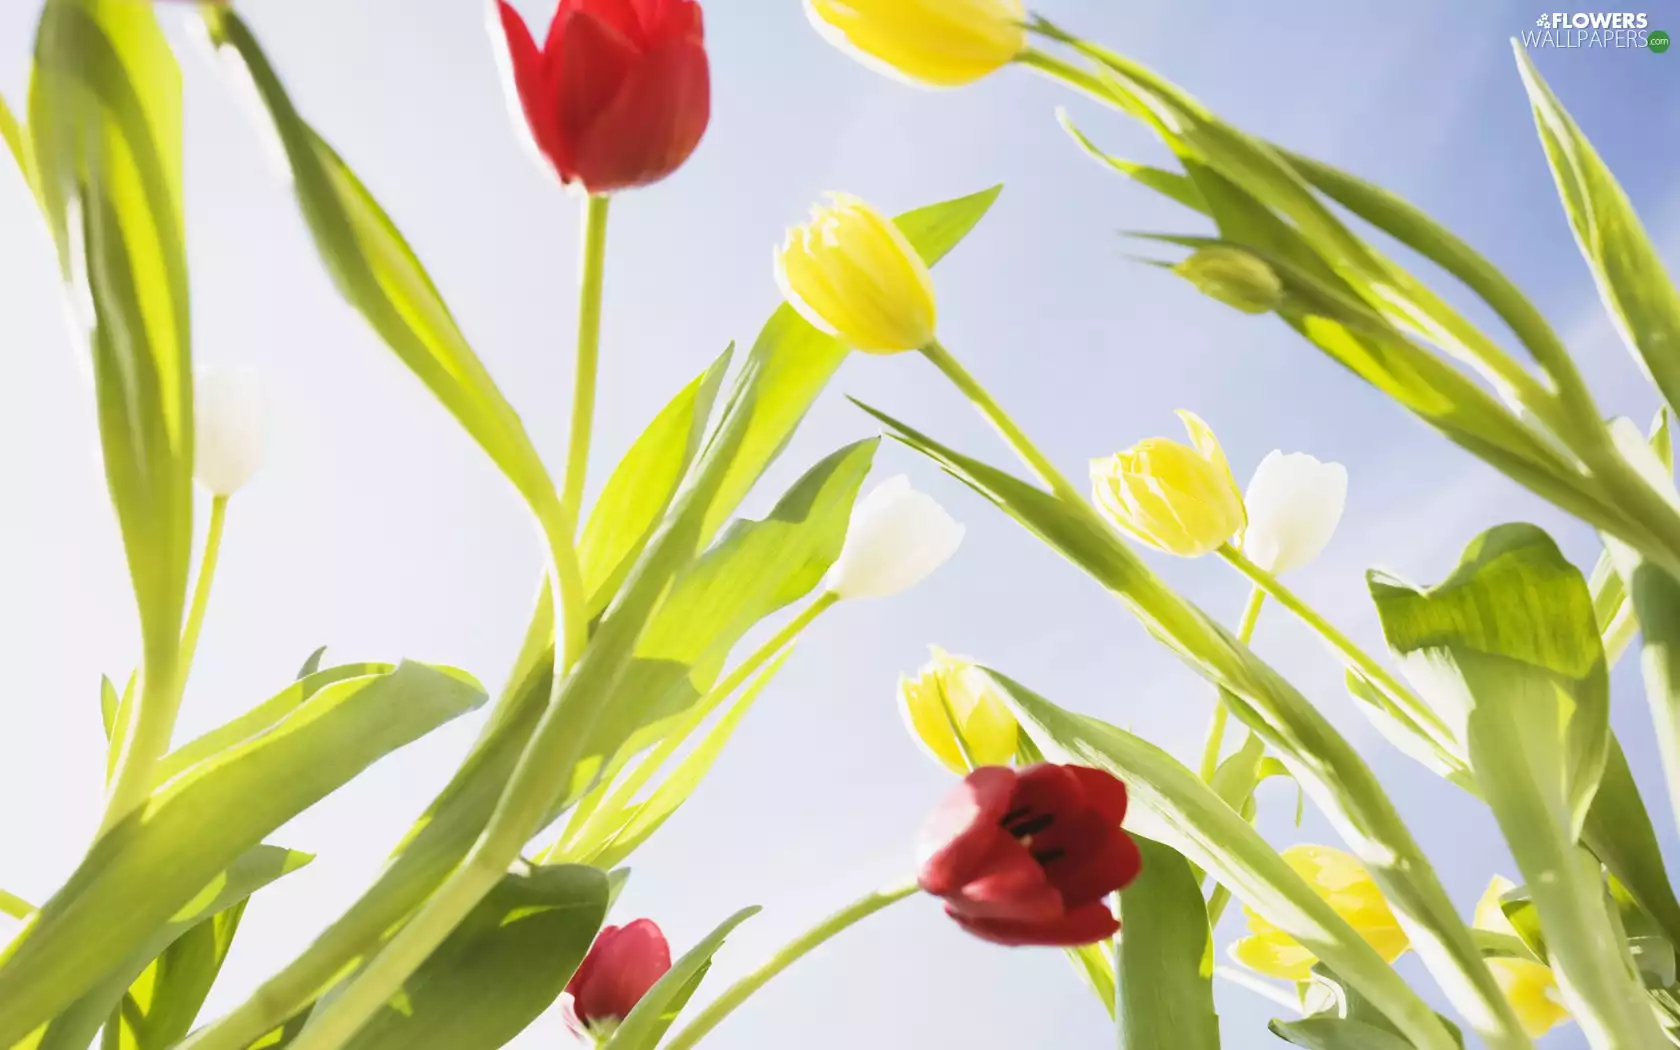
xmin=563 ymin=919 xmax=672 ymax=1038
xmin=495 ymin=0 xmax=710 ymax=194
xmin=918 ymin=764 xmax=1141 ymax=947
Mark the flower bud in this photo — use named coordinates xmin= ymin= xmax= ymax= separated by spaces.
xmin=825 ymin=475 xmax=963 ymax=599
xmin=1242 ymin=450 xmax=1348 ymax=574
xmin=1174 ymin=247 xmax=1283 ymax=315
xmin=1090 ymin=411 xmax=1245 ymax=557
xmin=564 ymin=919 xmax=671 ymax=1043
xmin=194 ymin=368 xmax=264 ymax=497
xmin=775 ymin=194 xmax=938 ymax=354
xmin=805 ymin=0 xmax=1027 ymax=89
xmin=899 ymin=647 xmax=1018 ymax=774
xmin=1231 ymin=845 xmax=1409 ymax=980
xmin=1475 ymin=877 xmax=1571 ymax=1038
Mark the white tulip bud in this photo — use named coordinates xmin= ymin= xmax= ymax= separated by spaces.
xmin=1241 ymin=451 xmax=1347 ymax=574
xmin=824 ymin=475 xmax=964 ymax=600
xmin=194 ymin=368 xmax=265 ymax=497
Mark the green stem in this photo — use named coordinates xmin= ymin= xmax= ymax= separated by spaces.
xmin=1015 ymin=47 xmax=1113 ymax=106
xmin=1198 ymin=588 xmax=1266 ymax=781
xmin=661 ymin=882 xmax=920 ymax=1050
xmin=178 ymin=495 xmax=229 ymax=689
xmin=551 ymin=593 xmax=836 ymax=857
xmin=0 ymin=889 xmax=32 ymax=921
xmin=920 ymin=339 xmax=1086 ymax=506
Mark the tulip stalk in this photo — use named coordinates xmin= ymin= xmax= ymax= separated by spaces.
xmin=660 ymin=881 xmax=921 ymax=1050
xmin=1198 ymin=586 xmax=1265 ymax=782
xmin=178 ymin=494 xmax=230 ymax=689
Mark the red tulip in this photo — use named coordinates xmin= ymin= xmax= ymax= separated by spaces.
xmin=917 ymin=764 xmax=1141 ymax=946
xmin=494 ymin=0 xmax=710 ymax=194
xmin=563 ymin=919 xmax=672 ymax=1039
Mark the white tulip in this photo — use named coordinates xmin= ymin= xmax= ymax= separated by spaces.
xmin=194 ymin=368 xmax=265 ymax=497
xmin=824 ymin=475 xmax=964 ymax=600
xmin=1241 ymin=451 xmax=1347 ymax=574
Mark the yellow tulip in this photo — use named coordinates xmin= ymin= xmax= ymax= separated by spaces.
xmin=1090 ymin=411 xmax=1246 ymax=557
xmin=775 ymin=193 xmax=938 ymax=354
xmin=898 ymin=647 xmax=1018 ymax=774
xmin=805 ymin=0 xmax=1027 ymax=89
xmin=1231 ymin=845 xmax=1409 ymax=981
xmin=1474 ymin=877 xmax=1571 ymax=1038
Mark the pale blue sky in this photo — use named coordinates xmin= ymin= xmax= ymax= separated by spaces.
xmin=3 ymin=2 xmax=1678 ymax=1048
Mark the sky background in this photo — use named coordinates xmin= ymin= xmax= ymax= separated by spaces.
xmin=3 ymin=1 xmax=1679 ymax=1047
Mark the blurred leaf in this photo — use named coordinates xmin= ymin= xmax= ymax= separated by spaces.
xmin=700 ymin=184 xmax=1002 ymax=541
xmin=340 ymin=865 xmax=609 ymax=1050
xmin=32 ymin=845 xmax=312 ymax=1050
xmin=296 ymin=646 xmax=328 ymax=680
xmin=100 ymin=675 xmax=119 ymax=740
xmin=1583 ymin=738 xmax=1680 ymax=952
xmin=1117 ymin=837 xmax=1219 ymax=1050
xmin=0 ymin=663 xmax=484 ymax=1042
xmin=1515 ymin=45 xmax=1680 ymax=413
xmin=991 ymin=672 xmax=1455 ymax=1050
xmin=581 ymin=349 xmax=732 ymax=619
xmin=0 ymin=90 xmax=39 ymax=200
xmin=1056 ymin=109 xmax=1206 ymax=213
xmin=1591 ymin=409 xmax=1669 ymax=665
xmin=202 ymin=9 xmax=554 ymax=512
xmin=31 ymin=0 xmax=195 ymax=793
xmin=1268 ymin=1018 xmax=1415 ymax=1050
xmin=1065 ymin=941 xmax=1116 ymax=1019
xmin=602 ymin=906 xmax=759 ymax=1050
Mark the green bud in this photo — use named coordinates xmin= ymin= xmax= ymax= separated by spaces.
xmin=1174 ymin=247 xmax=1284 ymax=315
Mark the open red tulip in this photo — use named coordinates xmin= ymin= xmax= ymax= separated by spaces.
xmin=563 ymin=919 xmax=672 ymax=1039
xmin=918 ymin=764 xmax=1141 ymax=946
xmin=495 ymin=0 xmax=710 ymax=193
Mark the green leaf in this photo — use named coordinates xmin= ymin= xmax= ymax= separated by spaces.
xmin=1515 ymin=44 xmax=1680 ymax=413
xmin=1582 ymin=737 xmax=1680 ymax=953
xmin=602 ymin=906 xmax=760 ymax=1050
xmin=1055 ymin=109 xmax=1206 ymax=214
xmin=0 ymin=90 xmax=39 ymax=200
xmin=31 ymin=0 xmax=195 ymax=790
xmin=100 ymin=674 xmax=119 ymax=740
xmin=296 ymin=646 xmax=328 ymax=680
xmin=1591 ymin=408 xmax=1669 ymax=665
xmin=200 ymin=9 xmax=554 ymax=512
xmin=1373 ymin=524 xmax=1665 ymax=1045
xmin=1116 ymin=837 xmax=1219 ymax=1050
xmin=700 ymin=184 xmax=1003 ymax=542
xmin=991 ymin=672 xmax=1456 ymax=1050
xmin=339 ymin=865 xmax=609 ymax=1050
xmin=1268 ymin=1018 xmax=1415 ymax=1050
xmin=1064 ymin=941 xmax=1116 ymax=1018
xmin=0 ymin=663 xmax=484 ymax=1042
xmin=32 ymin=845 xmax=312 ymax=1050
xmin=581 ymin=349 xmax=732 ymax=619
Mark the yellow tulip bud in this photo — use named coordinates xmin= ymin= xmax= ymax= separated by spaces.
xmin=898 ymin=647 xmax=1018 ymax=774
xmin=775 ymin=193 xmax=939 ymax=354
xmin=805 ymin=0 xmax=1027 ymax=89
xmin=1173 ymin=247 xmax=1284 ymax=315
xmin=1474 ymin=877 xmax=1571 ymax=1038
xmin=1231 ymin=845 xmax=1409 ymax=981
xmin=1090 ymin=411 xmax=1246 ymax=557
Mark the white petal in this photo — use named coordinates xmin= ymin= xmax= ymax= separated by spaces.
xmin=195 ymin=368 xmax=265 ymax=497
xmin=1243 ymin=451 xmax=1347 ymax=574
xmin=825 ymin=475 xmax=964 ymax=600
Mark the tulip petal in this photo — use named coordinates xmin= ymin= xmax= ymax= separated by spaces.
xmin=1243 ymin=450 xmax=1347 ymax=574
xmin=568 ymin=918 xmax=672 ymax=1026
xmin=948 ymin=900 xmax=1119 ymax=947
xmin=493 ymin=1 xmax=570 ymax=176
xmin=1230 ymin=931 xmax=1318 ymax=981
xmin=568 ymin=36 xmax=710 ymax=192
xmin=917 ymin=766 xmax=1018 ymax=896
xmin=943 ymin=840 xmax=1064 ymax=922
xmin=553 ymin=9 xmax=642 ymax=149
xmin=1066 ymin=765 xmax=1129 ymax=825
xmin=1039 ymin=818 xmax=1143 ymax=907
xmin=825 ymin=475 xmax=963 ymax=599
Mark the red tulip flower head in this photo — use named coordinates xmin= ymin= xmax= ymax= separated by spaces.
xmin=563 ymin=919 xmax=672 ymax=1041
xmin=918 ymin=764 xmax=1141 ymax=946
xmin=494 ymin=0 xmax=710 ymax=194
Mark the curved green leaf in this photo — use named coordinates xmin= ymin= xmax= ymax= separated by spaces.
xmin=1117 ymin=837 xmax=1219 ymax=1050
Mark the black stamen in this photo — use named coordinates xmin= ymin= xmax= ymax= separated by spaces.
xmin=1032 ymin=848 xmax=1066 ymax=865
xmin=1000 ymin=806 xmax=1031 ymax=825
xmin=1006 ymin=813 xmax=1055 ymax=838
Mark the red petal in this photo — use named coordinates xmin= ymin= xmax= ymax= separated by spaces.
xmin=553 ymin=8 xmax=643 ymax=156
xmin=634 ymin=0 xmax=704 ymax=42
xmin=554 ymin=0 xmax=646 ymax=46
xmin=1065 ymin=765 xmax=1129 ymax=825
xmin=947 ymin=901 xmax=1120 ymax=947
xmin=495 ymin=1 xmax=569 ymax=175
xmin=564 ymin=922 xmax=616 ymax=998
xmin=917 ymin=767 xmax=1018 ymax=897
xmin=941 ymin=838 xmax=1063 ymax=922
xmin=1009 ymin=764 xmax=1085 ymax=822
xmin=570 ymin=919 xmax=672 ymax=1024
xmin=566 ymin=38 xmax=709 ymax=192
xmin=1042 ymin=820 xmax=1144 ymax=907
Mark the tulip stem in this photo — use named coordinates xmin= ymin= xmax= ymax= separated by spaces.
xmin=0 ymin=888 xmax=32 ymax=921
xmin=178 ymin=494 xmax=230 ymax=692
xmin=1198 ymin=586 xmax=1266 ymax=782
xmin=920 ymin=340 xmax=1086 ymax=506
xmin=661 ymin=881 xmax=921 ymax=1050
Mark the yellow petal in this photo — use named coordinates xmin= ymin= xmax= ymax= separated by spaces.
xmin=1230 ymin=929 xmax=1318 ymax=982
xmin=805 ymin=0 xmax=1027 ymax=88
xmin=776 ymin=194 xmax=937 ymax=353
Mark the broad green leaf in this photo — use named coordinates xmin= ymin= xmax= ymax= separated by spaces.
xmin=340 ymin=865 xmax=609 ymax=1050
xmin=201 ymin=9 xmax=553 ymax=512
xmin=1582 ymin=738 xmax=1680 ymax=953
xmin=1373 ymin=524 xmax=1664 ymax=1045
xmin=700 ymin=184 xmax=1003 ymax=541
xmin=602 ymin=906 xmax=760 ymax=1050
xmin=1515 ymin=45 xmax=1680 ymax=413
xmin=993 ymin=673 xmax=1455 ymax=1050
xmin=31 ymin=0 xmax=195 ymax=804
xmin=581 ymin=349 xmax=731 ymax=618
xmin=1295 ymin=963 xmax=1466 ymax=1048
xmin=1117 ymin=837 xmax=1219 ymax=1050
xmin=858 ymin=402 xmax=1520 ymax=1049
xmin=30 ymin=845 xmax=311 ymax=1050
xmin=0 ymin=663 xmax=484 ymax=1043
xmin=1268 ymin=1018 xmax=1414 ymax=1050
xmin=1610 ymin=543 xmax=1680 ymax=867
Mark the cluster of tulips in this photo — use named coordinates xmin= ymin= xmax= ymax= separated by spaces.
xmin=5 ymin=0 xmax=1680 ymax=1048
